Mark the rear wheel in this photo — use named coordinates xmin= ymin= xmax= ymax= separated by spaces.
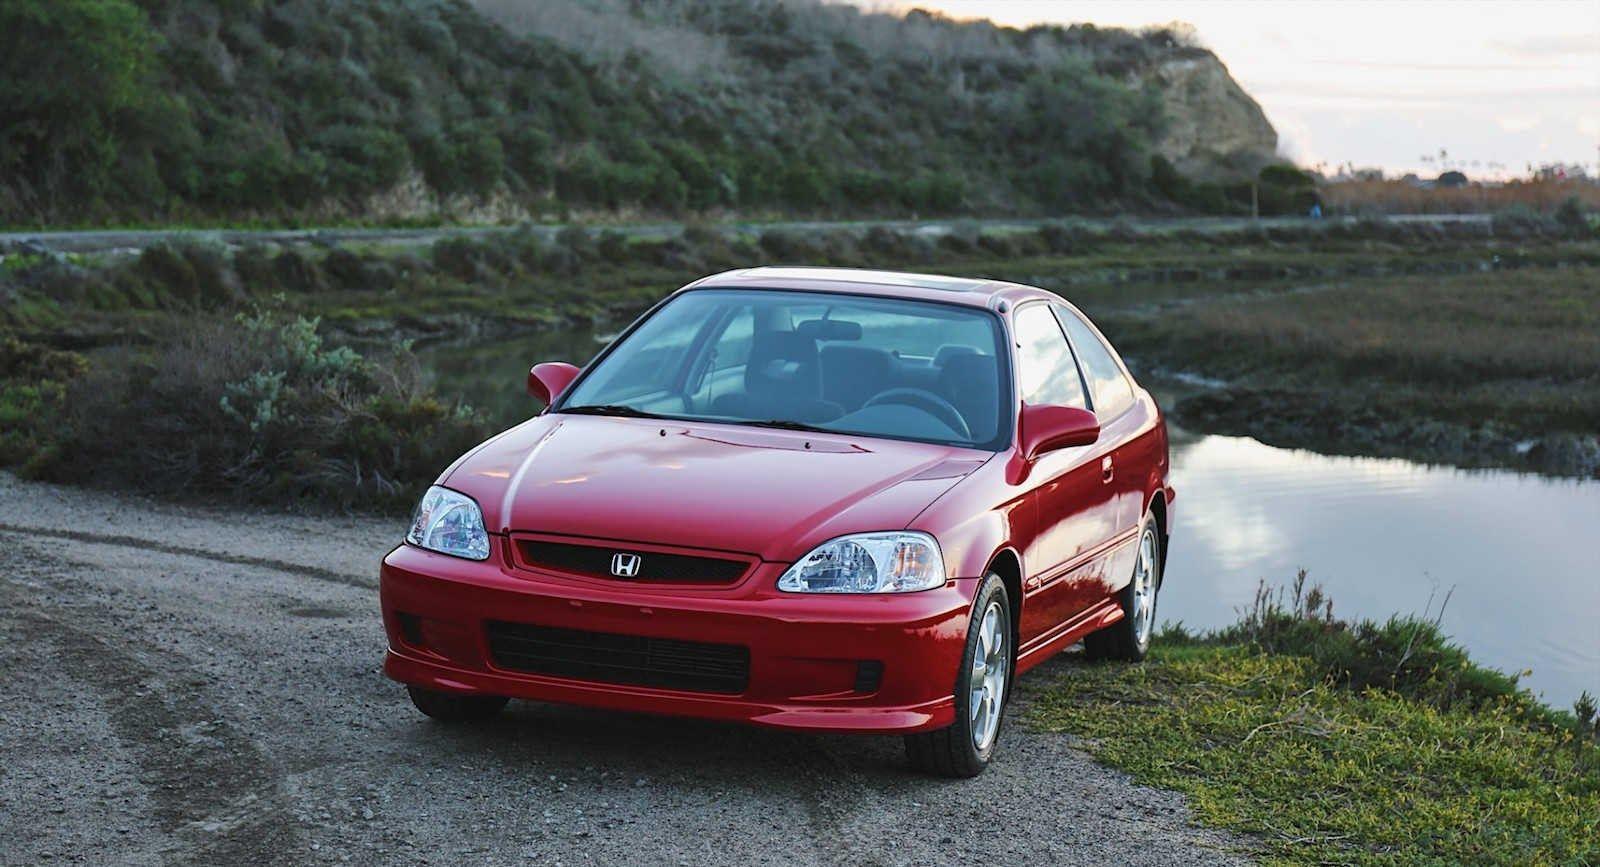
xmin=1085 ymin=517 xmax=1161 ymax=662
xmin=406 ymin=685 xmax=509 ymax=722
xmin=905 ymin=574 xmax=1012 ymax=777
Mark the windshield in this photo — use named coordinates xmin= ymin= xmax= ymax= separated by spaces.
xmin=558 ymin=289 xmax=1011 ymax=450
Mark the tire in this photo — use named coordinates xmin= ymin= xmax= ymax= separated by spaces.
xmin=1084 ymin=516 xmax=1162 ymax=662
xmin=905 ymin=574 xmax=1012 ymax=778
xmin=406 ymin=685 xmax=509 ymax=722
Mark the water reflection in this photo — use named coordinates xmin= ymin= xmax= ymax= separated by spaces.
xmin=415 ymin=324 xmax=607 ymax=427
xmin=1165 ymin=432 xmax=1599 ymax=705
xmin=416 ymin=326 xmax=1600 ymax=706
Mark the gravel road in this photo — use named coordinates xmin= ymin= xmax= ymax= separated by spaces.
xmin=0 ymin=473 xmax=1252 ymax=866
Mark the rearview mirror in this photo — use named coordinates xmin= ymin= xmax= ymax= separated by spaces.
xmin=527 ymin=361 xmax=581 ymax=406
xmin=796 ymin=319 xmax=863 ymax=341
xmin=1020 ymin=404 xmax=1099 ymax=460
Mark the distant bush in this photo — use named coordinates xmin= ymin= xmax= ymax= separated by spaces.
xmin=1555 ymin=195 xmax=1594 ymax=238
xmin=132 ymin=243 xmax=246 ymax=308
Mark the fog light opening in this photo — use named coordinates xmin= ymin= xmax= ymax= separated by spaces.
xmin=854 ymin=660 xmax=884 ymax=694
xmin=395 ymin=611 xmax=426 ymax=648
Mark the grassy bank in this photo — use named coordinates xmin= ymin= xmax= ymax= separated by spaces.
xmin=1028 ymin=578 xmax=1600 ymax=865
xmin=1 ymin=216 xmax=1597 ymax=511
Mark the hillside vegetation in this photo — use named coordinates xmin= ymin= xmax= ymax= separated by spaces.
xmin=0 ymin=0 xmax=1280 ymax=227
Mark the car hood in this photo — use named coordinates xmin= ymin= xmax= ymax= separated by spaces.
xmin=442 ymin=415 xmax=992 ymax=562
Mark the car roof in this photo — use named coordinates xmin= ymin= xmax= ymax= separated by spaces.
xmin=684 ymin=266 xmax=1060 ymax=311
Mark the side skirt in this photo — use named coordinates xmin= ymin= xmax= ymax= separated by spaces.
xmin=1013 ymin=597 xmax=1123 ymax=676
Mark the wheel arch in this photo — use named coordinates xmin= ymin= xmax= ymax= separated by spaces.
xmin=981 ymin=546 xmax=1024 ymax=682
xmin=1146 ymin=489 xmax=1170 ymax=576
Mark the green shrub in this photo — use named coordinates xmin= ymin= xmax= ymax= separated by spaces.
xmin=308 ymin=123 xmax=410 ymax=194
xmin=1215 ymin=571 xmax=1541 ymax=718
xmin=31 ymin=309 xmax=485 ymax=511
xmin=1556 ymin=195 xmax=1593 ymax=238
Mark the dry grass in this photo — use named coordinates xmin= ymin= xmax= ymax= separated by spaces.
xmin=1323 ymin=178 xmax=1600 ymax=215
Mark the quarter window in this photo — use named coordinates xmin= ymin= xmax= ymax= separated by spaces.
xmin=1012 ymin=305 xmax=1088 ymax=409
xmin=1056 ymin=307 xmax=1135 ymax=419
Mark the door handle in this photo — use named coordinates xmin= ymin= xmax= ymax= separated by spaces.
xmin=1101 ymin=455 xmax=1114 ymax=483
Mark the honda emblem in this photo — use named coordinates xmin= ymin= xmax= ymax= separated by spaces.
xmin=610 ymin=552 xmax=642 ymax=578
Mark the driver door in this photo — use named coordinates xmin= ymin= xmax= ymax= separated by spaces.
xmin=1011 ymin=303 xmax=1120 ymax=647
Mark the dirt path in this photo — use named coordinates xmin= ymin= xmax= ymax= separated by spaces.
xmin=0 ymin=213 xmax=1489 ymax=256
xmin=0 ymin=473 xmax=1252 ymax=866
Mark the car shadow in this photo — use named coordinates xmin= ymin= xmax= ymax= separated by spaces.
xmin=394 ymin=651 xmax=1091 ymax=792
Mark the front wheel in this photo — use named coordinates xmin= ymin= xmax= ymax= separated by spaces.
xmin=1084 ymin=517 xmax=1162 ymax=662
xmin=905 ymin=574 xmax=1012 ymax=777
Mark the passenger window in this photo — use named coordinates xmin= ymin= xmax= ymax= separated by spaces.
xmin=1012 ymin=305 xmax=1088 ymax=409
xmin=1056 ymin=306 xmax=1135 ymax=419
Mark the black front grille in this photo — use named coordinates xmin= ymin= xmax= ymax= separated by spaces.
xmin=517 ymin=540 xmax=748 ymax=584
xmin=485 ymin=621 xmax=749 ymax=694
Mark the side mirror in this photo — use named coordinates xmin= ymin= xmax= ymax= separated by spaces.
xmin=1020 ymin=404 xmax=1099 ymax=461
xmin=527 ymin=361 xmax=581 ymax=406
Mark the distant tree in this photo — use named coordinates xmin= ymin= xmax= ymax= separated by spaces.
xmin=0 ymin=0 xmax=162 ymax=211
xmin=1438 ymin=170 xmax=1469 ymax=188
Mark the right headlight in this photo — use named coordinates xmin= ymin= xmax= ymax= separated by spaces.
xmin=406 ymin=486 xmax=490 ymax=561
xmin=777 ymin=532 xmax=945 ymax=593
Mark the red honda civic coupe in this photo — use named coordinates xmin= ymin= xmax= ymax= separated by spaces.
xmin=381 ymin=267 xmax=1172 ymax=776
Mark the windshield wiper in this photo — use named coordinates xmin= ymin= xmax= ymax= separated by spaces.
xmin=741 ymin=418 xmax=838 ymax=434
xmin=560 ymin=404 xmax=669 ymax=420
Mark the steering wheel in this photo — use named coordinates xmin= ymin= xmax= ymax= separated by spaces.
xmin=863 ymin=388 xmax=972 ymax=440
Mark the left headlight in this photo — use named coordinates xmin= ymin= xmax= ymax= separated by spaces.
xmin=777 ymin=531 xmax=945 ymax=593
xmin=406 ymin=486 xmax=490 ymax=561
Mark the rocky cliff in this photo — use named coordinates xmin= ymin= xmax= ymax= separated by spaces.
xmin=1141 ymin=52 xmax=1279 ymax=179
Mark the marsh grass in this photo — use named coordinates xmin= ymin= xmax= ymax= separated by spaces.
xmin=1029 ymin=576 xmax=1600 ymax=865
xmin=1323 ymin=178 xmax=1600 ymax=216
xmin=4 ymin=224 xmax=1598 ymax=506
xmin=1112 ymin=266 xmax=1600 ymax=437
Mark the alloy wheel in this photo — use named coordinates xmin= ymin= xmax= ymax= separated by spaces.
xmin=969 ymin=600 xmax=1008 ymax=752
xmin=1130 ymin=528 xmax=1158 ymax=649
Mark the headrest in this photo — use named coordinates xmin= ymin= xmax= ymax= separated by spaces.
xmin=934 ymin=344 xmax=980 ymax=368
xmin=939 ymin=352 xmax=996 ymax=382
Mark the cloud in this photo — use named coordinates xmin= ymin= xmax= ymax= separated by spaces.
xmin=1496 ymin=114 xmax=1544 ymax=133
xmin=1493 ymin=33 xmax=1600 ymax=59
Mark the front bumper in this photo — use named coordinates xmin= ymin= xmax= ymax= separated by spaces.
xmin=379 ymin=542 xmax=976 ymax=734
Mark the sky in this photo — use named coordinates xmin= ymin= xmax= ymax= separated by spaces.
xmin=852 ymin=0 xmax=1600 ymax=180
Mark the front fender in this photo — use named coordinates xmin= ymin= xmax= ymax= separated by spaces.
xmin=917 ymin=506 xmax=1016 ymax=580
